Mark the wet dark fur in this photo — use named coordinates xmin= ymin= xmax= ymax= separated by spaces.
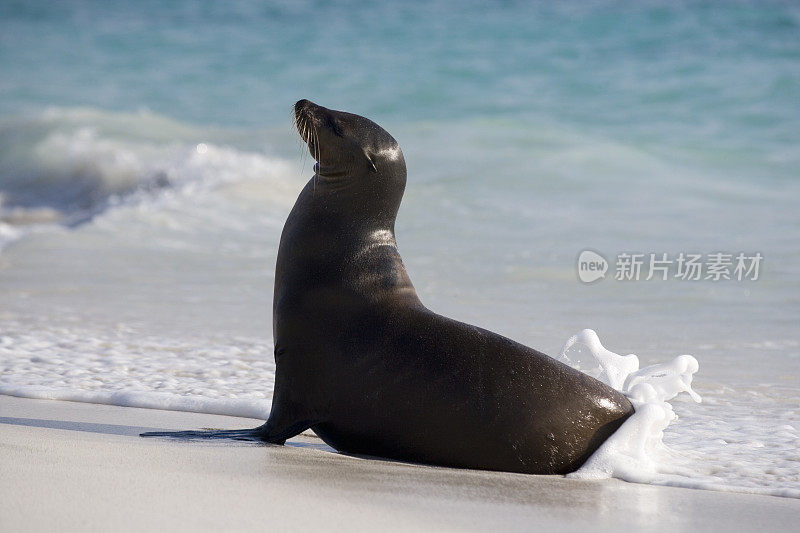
xmin=142 ymin=100 xmax=634 ymax=475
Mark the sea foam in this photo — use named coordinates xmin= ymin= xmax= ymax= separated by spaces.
xmin=559 ymin=329 xmax=710 ymax=484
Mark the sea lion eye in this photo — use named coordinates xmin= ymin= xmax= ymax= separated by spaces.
xmin=328 ymin=117 xmax=344 ymax=137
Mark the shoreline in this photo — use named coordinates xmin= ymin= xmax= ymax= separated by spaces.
xmin=2 ymin=395 xmax=798 ymax=532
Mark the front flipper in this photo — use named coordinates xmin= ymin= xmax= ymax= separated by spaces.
xmin=140 ymin=373 xmax=317 ymax=444
xmin=139 ymin=428 xmax=267 ymax=441
xmin=139 ymin=415 xmax=314 ymax=444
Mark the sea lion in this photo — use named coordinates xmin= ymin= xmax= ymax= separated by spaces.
xmin=142 ymin=100 xmax=634 ymax=475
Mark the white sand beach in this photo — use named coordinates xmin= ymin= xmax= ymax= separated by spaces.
xmin=2 ymin=394 xmax=798 ymax=532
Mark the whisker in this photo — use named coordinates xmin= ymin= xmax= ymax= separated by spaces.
xmin=300 ymin=115 xmax=310 ymax=176
xmin=291 ymin=108 xmax=307 ymax=175
xmin=291 ymin=105 xmax=321 ymax=192
xmin=299 ymin=127 xmax=306 ymax=174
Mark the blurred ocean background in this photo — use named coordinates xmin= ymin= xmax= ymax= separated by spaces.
xmin=1 ymin=1 xmax=798 ymax=496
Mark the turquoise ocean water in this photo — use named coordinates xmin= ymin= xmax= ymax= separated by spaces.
xmin=1 ymin=0 xmax=799 ymax=495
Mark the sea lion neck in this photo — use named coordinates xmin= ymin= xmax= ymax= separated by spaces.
xmin=301 ymin=174 xmax=401 ymax=237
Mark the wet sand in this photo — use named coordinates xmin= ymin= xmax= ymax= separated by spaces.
xmin=1 ymin=395 xmax=797 ymax=532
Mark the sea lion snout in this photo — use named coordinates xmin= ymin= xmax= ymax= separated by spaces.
xmin=294 ymin=98 xmax=312 ymax=112
xmin=294 ymin=99 xmax=322 ymax=146
xmin=294 ymin=99 xmax=322 ymax=122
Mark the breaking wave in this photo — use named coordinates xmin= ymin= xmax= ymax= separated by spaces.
xmin=0 ymin=107 xmax=297 ymax=249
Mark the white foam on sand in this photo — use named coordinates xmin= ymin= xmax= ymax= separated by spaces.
xmin=559 ymin=329 xmax=800 ymax=499
xmin=0 ymin=322 xmax=273 ymax=420
xmin=0 ymin=384 xmax=270 ymax=420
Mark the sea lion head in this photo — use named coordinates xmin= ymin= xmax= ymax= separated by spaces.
xmin=293 ymin=100 xmax=406 ymax=198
